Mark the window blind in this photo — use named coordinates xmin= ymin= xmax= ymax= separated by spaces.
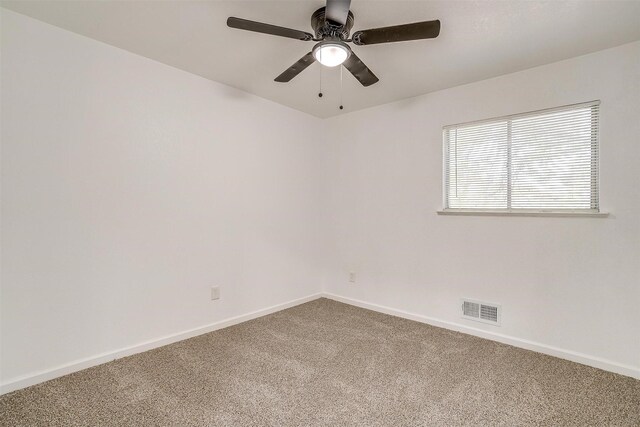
xmin=443 ymin=101 xmax=599 ymax=212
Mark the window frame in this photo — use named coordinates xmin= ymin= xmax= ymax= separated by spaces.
xmin=440 ymin=101 xmax=606 ymax=217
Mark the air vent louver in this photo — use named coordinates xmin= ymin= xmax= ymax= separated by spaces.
xmin=463 ymin=301 xmax=479 ymax=318
xmin=480 ymin=304 xmax=498 ymax=323
xmin=461 ymin=299 xmax=501 ymax=326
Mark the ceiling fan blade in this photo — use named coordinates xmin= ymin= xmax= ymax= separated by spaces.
xmin=343 ymin=52 xmax=379 ymax=87
xmin=227 ymin=17 xmax=313 ymax=41
xmin=352 ymin=20 xmax=440 ymax=45
xmin=325 ymin=0 xmax=351 ymax=26
xmin=274 ymin=52 xmax=316 ymax=82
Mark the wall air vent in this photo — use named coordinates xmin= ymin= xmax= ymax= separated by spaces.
xmin=461 ymin=299 xmax=501 ymax=326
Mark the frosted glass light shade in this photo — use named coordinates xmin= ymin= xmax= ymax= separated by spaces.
xmin=313 ymin=43 xmax=350 ymax=67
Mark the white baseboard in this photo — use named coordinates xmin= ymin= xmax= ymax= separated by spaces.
xmin=3 ymin=291 xmax=637 ymax=396
xmin=323 ymin=293 xmax=640 ymax=380
xmin=0 ymin=293 xmax=323 ymax=395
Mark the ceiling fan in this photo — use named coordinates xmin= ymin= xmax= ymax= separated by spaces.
xmin=227 ymin=0 xmax=440 ymax=87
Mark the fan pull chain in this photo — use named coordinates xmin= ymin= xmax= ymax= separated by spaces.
xmin=318 ymin=52 xmax=323 ymax=98
xmin=339 ymin=66 xmax=344 ymax=110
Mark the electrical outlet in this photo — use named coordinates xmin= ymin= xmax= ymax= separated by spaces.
xmin=211 ymin=286 xmax=220 ymax=301
xmin=349 ymin=272 xmax=356 ymax=283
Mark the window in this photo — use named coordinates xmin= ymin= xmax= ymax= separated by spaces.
xmin=443 ymin=101 xmax=600 ymax=213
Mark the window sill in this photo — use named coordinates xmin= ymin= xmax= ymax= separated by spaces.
xmin=437 ymin=209 xmax=609 ymax=218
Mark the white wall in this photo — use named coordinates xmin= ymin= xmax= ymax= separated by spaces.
xmin=323 ymin=41 xmax=640 ymax=375
xmin=1 ymin=9 xmax=324 ymax=388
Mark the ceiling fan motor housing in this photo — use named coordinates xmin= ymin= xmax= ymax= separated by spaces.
xmin=311 ymin=7 xmax=354 ymax=40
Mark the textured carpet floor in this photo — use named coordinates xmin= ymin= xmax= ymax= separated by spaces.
xmin=1 ymin=298 xmax=639 ymax=426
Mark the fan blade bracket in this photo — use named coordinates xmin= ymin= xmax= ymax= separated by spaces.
xmin=352 ymin=20 xmax=440 ymax=45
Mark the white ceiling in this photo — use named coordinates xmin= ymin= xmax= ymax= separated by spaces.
xmin=3 ymin=0 xmax=640 ymax=118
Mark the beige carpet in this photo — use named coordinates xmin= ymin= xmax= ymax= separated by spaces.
xmin=1 ymin=298 xmax=639 ymax=426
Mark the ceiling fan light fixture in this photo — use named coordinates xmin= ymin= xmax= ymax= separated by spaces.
xmin=313 ymin=41 xmax=350 ymax=67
